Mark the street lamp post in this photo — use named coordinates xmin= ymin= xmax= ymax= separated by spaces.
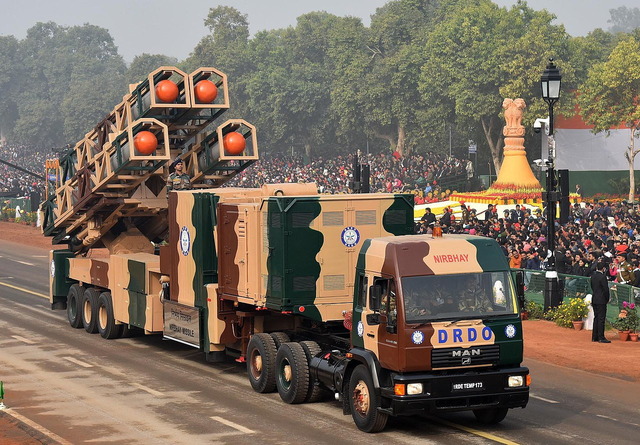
xmin=540 ymin=58 xmax=562 ymax=310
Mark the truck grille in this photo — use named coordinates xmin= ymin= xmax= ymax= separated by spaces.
xmin=431 ymin=344 xmax=500 ymax=369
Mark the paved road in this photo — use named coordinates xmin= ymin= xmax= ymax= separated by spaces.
xmin=0 ymin=241 xmax=638 ymax=444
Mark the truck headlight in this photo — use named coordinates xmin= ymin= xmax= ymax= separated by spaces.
xmin=407 ymin=383 xmax=423 ymax=395
xmin=508 ymin=376 xmax=524 ymax=387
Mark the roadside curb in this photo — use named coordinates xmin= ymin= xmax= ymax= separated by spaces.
xmin=0 ymin=409 xmax=65 ymax=445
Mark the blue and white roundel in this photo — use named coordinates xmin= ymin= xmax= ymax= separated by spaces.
xmin=180 ymin=226 xmax=191 ymax=256
xmin=412 ymin=331 xmax=425 ymax=345
xmin=341 ymin=226 xmax=360 ymax=247
xmin=505 ymin=324 xmax=517 ymax=338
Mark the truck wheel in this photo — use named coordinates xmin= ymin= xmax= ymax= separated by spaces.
xmin=275 ymin=342 xmax=309 ymax=404
xmin=300 ymin=340 xmax=323 ymax=403
xmin=473 ymin=407 xmax=508 ymax=424
xmin=97 ymin=292 xmax=123 ymax=339
xmin=247 ymin=333 xmax=277 ymax=393
xmin=349 ymin=365 xmax=388 ymax=433
xmin=66 ymin=284 xmax=85 ymax=329
xmin=270 ymin=332 xmax=290 ymax=349
xmin=81 ymin=288 xmax=100 ymax=334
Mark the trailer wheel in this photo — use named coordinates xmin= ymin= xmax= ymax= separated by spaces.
xmin=67 ymin=284 xmax=85 ymax=329
xmin=349 ymin=365 xmax=388 ymax=433
xmin=81 ymin=288 xmax=100 ymax=334
xmin=300 ymin=340 xmax=323 ymax=403
xmin=473 ymin=407 xmax=508 ymax=424
xmin=269 ymin=332 xmax=290 ymax=349
xmin=275 ymin=342 xmax=309 ymax=404
xmin=247 ymin=333 xmax=277 ymax=393
xmin=97 ymin=292 xmax=123 ymax=339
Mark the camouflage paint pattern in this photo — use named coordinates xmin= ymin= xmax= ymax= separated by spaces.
xmin=351 ymin=234 xmax=521 ymax=373
xmin=214 ymin=193 xmax=414 ymax=322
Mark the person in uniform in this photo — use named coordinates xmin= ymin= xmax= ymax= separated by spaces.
xmin=166 ymin=157 xmax=191 ymax=193
xmin=616 ymin=253 xmax=634 ymax=284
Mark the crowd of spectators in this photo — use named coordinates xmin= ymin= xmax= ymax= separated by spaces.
xmin=418 ymin=199 xmax=640 ymax=280
xmin=226 ymin=151 xmax=470 ymax=201
xmin=0 ymin=143 xmax=53 ymax=197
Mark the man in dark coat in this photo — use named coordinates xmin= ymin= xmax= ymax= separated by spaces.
xmin=590 ymin=261 xmax=611 ymax=343
xmin=420 ymin=207 xmax=437 ymax=228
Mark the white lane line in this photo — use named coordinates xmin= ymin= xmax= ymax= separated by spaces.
xmin=5 ymin=257 xmax=36 ymax=266
xmin=63 ymin=356 xmax=93 ymax=368
xmin=1 ymin=408 xmax=73 ymax=445
xmin=132 ymin=383 xmax=164 ymax=397
xmin=11 ymin=335 xmax=36 ymax=344
xmin=32 ymin=255 xmax=48 ymax=258
xmin=210 ymin=416 xmax=255 ymax=434
xmin=596 ymin=414 xmax=618 ymax=421
xmin=530 ymin=394 xmax=560 ymax=404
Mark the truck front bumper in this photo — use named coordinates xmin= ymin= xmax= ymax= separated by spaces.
xmin=379 ymin=366 xmax=529 ymax=417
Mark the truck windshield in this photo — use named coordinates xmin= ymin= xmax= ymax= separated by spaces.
xmin=402 ymin=272 xmax=516 ymax=323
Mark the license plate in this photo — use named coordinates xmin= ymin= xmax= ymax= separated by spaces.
xmin=452 ymin=381 xmax=483 ymax=391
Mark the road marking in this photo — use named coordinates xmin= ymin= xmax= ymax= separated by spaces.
xmin=0 ymin=280 xmax=48 ymax=299
xmin=32 ymin=255 xmax=48 ymax=258
xmin=433 ymin=418 xmax=519 ymax=445
xmin=11 ymin=335 xmax=36 ymax=344
xmin=210 ymin=416 xmax=255 ymax=434
xmin=132 ymin=383 xmax=164 ymax=397
xmin=0 ymin=255 xmax=36 ymax=266
xmin=63 ymin=356 xmax=93 ymax=368
xmin=1 ymin=408 xmax=73 ymax=445
xmin=530 ymin=394 xmax=560 ymax=404
xmin=596 ymin=414 xmax=618 ymax=421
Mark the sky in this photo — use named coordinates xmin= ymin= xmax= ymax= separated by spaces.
xmin=0 ymin=0 xmax=639 ymax=63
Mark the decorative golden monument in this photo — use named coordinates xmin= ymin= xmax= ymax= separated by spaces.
xmin=490 ymin=98 xmax=541 ymax=191
xmin=451 ymin=98 xmax=542 ymax=204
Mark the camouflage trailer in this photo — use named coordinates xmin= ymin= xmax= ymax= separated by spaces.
xmin=44 ymin=67 xmax=529 ymax=433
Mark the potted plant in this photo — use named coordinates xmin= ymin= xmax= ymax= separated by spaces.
xmin=551 ymin=298 xmax=589 ymax=329
xmin=612 ymin=302 xmax=638 ymax=341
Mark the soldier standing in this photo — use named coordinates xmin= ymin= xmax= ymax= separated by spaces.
xmin=166 ymin=158 xmax=191 ymax=193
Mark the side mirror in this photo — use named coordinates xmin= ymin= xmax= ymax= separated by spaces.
xmin=370 ymin=284 xmax=382 ymax=312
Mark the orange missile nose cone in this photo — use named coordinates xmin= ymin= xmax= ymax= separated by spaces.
xmin=134 ymin=131 xmax=158 ymax=155
xmin=194 ymin=80 xmax=218 ymax=103
xmin=223 ymin=131 xmax=246 ymax=155
xmin=155 ymin=80 xmax=179 ymax=103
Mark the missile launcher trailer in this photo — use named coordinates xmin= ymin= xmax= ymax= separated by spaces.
xmin=45 ymin=68 xmax=528 ymax=433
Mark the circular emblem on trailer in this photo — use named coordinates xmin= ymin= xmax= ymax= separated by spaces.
xmin=505 ymin=324 xmax=517 ymax=339
xmin=411 ymin=331 xmax=425 ymax=345
xmin=341 ymin=226 xmax=360 ymax=247
xmin=357 ymin=321 xmax=364 ymax=337
xmin=180 ymin=226 xmax=191 ymax=256
xmin=50 ymin=259 xmax=56 ymax=278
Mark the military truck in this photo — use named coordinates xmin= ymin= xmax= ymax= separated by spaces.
xmin=44 ymin=67 xmax=528 ymax=433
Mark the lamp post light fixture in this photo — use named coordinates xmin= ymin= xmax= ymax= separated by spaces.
xmin=540 ymin=58 xmax=562 ymax=311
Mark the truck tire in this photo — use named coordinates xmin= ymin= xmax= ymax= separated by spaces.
xmin=247 ymin=333 xmax=277 ymax=393
xmin=473 ymin=407 xmax=508 ymax=424
xmin=275 ymin=342 xmax=309 ymax=404
xmin=81 ymin=288 xmax=100 ymax=334
xmin=66 ymin=284 xmax=85 ymax=329
xmin=97 ymin=292 xmax=123 ymax=339
xmin=269 ymin=332 xmax=290 ymax=349
xmin=300 ymin=340 xmax=323 ymax=403
xmin=348 ymin=365 xmax=388 ymax=433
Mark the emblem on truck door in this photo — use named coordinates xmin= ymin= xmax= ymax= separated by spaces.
xmin=341 ymin=226 xmax=360 ymax=247
xmin=411 ymin=331 xmax=425 ymax=345
xmin=505 ymin=324 xmax=516 ymax=338
xmin=180 ymin=226 xmax=191 ymax=256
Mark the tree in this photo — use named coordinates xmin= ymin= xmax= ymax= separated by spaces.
xmin=418 ymin=0 xmax=571 ymax=172
xmin=12 ymin=22 xmax=125 ymax=146
xmin=0 ymin=36 xmax=20 ymax=144
xmin=578 ymin=36 xmax=640 ymax=202
xmin=126 ymin=54 xmax=178 ymax=85
xmin=608 ymin=7 xmax=640 ymax=34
